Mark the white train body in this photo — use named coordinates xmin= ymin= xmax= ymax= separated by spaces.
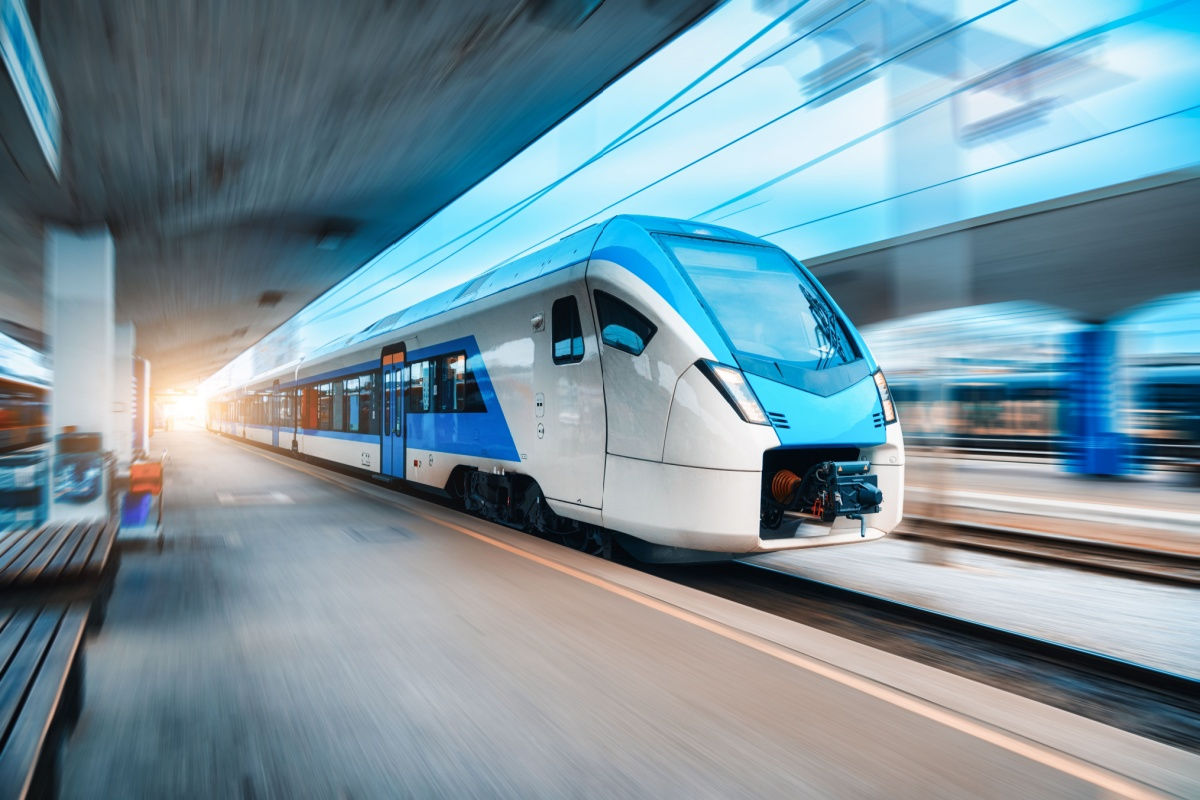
xmin=209 ymin=216 xmax=904 ymax=561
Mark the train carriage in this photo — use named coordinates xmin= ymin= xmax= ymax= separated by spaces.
xmin=208 ymin=216 xmax=905 ymax=561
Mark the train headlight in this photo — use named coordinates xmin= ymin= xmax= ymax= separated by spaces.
xmin=873 ymin=369 xmax=897 ymax=424
xmin=698 ymin=360 xmax=769 ymax=425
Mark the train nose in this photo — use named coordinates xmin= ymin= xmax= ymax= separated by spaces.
xmin=743 ymin=372 xmax=887 ymax=449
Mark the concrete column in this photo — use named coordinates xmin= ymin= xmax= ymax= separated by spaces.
xmin=112 ymin=322 xmax=135 ymax=466
xmin=45 ymin=226 xmax=115 ymax=521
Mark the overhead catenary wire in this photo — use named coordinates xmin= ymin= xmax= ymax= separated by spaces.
xmin=304 ymin=0 xmax=1011 ymax=333
xmin=300 ymin=0 xmax=822 ymax=327
xmin=499 ymin=0 xmax=1023 ymax=264
xmin=697 ymin=0 xmax=1190 ymax=225
xmin=762 ymin=102 xmax=1200 ymax=239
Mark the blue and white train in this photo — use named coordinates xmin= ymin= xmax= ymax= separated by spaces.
xmin=208 ymin=216 xmax=904 ymax=561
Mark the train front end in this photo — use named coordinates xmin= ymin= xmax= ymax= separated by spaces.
xmin=589 ymin=217 xmax=903 ymax=562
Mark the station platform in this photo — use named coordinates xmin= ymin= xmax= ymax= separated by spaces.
xmin=61 ymin=429 xmax=1197 ymax=798
xmin=904 ymin=456 xmax=1200 ymax=556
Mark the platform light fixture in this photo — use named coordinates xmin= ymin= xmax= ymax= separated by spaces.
xmin=316 ymin=230 xmax=348 ymax=251
xmin=315 ymin=219 xmax=356 ymax=251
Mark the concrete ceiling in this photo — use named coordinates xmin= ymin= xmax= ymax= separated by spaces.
xmin=807 ymin=172 xmax=1200 ymax=326
xmin=0 ymin=0 xmax=713 ymax=389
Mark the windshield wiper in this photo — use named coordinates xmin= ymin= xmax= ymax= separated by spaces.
xmin=798 ymin=281 xmax=849 ymax=370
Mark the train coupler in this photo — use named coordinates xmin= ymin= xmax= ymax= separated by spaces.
xmin=766 ymin=460 xmax=883 ymax=532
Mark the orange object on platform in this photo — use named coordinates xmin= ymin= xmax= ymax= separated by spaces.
xmin=129 ymin=461 xmax=163 ymax=495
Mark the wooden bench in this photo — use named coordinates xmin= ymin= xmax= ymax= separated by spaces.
xmin=0 ymin=521 xmax=124 ymax=795
xmin=0 ymin=603 xmax=89 ymax=798
xmin=0 ymin=520 xmax=119 ymax=591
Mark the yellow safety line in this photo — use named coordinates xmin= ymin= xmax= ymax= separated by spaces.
xmin=216 ymin=434 xmax=1172 ymax=800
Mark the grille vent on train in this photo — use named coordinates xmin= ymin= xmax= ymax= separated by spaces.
xmin=872 ymin=412 xmax=884 ymax=428
xmin=766 ymin=411 xmax=790 ymax=429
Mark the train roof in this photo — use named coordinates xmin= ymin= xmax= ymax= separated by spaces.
xmin=324 ymin=215 xmax=763 ymax=354
xmin=217 ymin=215 xmax=779 ymax=395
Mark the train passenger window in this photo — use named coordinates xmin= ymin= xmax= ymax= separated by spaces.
xmin=407 ymin=361 xmax=435 ymax=413
xmin=552 ymin=296 xmax=584 ymax=364
xmin=278 ymin=392 xmax=293 ymax=425
xmin=344 ymin=377 xmax=359 ymax=432
xmin=343 ymin=373 xmax=377 ymax=434
xmin=332 ymin=381 xmax=346 ymax=431
xmin=436 ymin=356 xmax=457 ymax=413
xmin=594 ymin=291 xmax=657 ymax=356
xmin=361 ymin=373 xmax=377 ymax=434
xmin=317 ymin=383 xmax=334 ymax=430
xmin=464 ymin=369 xmax=484 ymax=413
xmin=405 ymin=354 xmax=485 ymax=413
xmin=437 ymin=353 xmax=485 ymax=412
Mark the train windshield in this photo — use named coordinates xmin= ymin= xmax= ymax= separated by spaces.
xmin=660 ymin=236 xmax=857 ymax=370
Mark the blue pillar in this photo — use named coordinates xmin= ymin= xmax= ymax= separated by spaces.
xmin=1064 ymin=327 xmax=1127 ymax=475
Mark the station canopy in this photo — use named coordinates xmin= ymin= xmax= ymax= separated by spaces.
xmin=0 ymin=0 xmax=716 ymax=390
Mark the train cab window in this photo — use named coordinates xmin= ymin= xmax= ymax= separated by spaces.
xmin=552 ymin=296 xmax=584 ymax=364
xmin=594 ymin=290 xmax=657 ymax=356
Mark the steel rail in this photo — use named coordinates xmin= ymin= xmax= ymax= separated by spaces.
xmin=894 ymin=518 xmax=1200 ymax=586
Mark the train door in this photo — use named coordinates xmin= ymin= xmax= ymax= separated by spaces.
xmin=380 ymin=342 xmax=406 ymax=479
xmin=270 ymin=380 xmax=280 ymax=448
xmin=587 ymin=287 xmax=669 ymax=461
xmin=299 ymin=384 xmax=319 ymax=455
xmin=534 ymin=290 xmax=606 ymax=508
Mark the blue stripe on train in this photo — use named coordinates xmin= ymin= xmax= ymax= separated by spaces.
xmin=407 ymin=335 xmax=521 ymax=463
xmin=278 ymin=359 xmax=378 ymax=390
xmin=256 ymin=339 xmax=521 ymax=462
xmin=242 ymin=423 xmax=377 ymax=444
xmin=300 ymin=428 xmax=377 ymax=443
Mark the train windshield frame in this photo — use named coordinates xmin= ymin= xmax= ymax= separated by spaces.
xmin=657 ymin=234 xmax=860 ymax=373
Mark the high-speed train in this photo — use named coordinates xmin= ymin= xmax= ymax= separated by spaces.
xmin=208 ymin=216 xmax=904 ymax=561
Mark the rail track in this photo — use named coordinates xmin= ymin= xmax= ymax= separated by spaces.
xmin=894 ymin=517 xmax=1200 ymax=586
xmin=650 ymin=559 xmax=1200 ymax=752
